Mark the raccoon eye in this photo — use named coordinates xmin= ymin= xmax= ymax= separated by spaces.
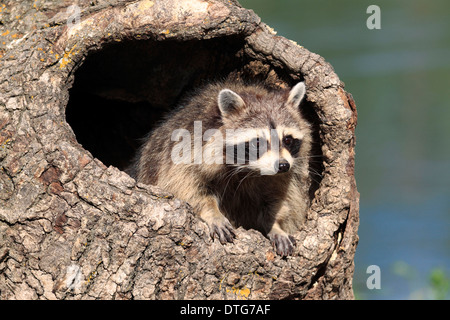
xmin=283 ymin=135 xmax=302 ymax=156
xmin=283 ymin=135 xmax=294 ymax=146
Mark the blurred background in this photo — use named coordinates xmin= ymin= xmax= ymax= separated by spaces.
xmin=240 ymin=0 xmax=450 ymax=299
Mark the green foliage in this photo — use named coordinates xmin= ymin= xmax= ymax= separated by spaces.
xmin=393 ymin=261 xmax=450 ymax=300
xmin=429 ymin=268 xmax=450 ymax=300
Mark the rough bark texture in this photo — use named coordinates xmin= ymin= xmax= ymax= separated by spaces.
xmin=0 ymin=0 xmax=359 ymax=299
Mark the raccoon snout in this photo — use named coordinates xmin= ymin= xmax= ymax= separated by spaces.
xmin=276 ymin=160 xmax=290 ymax=173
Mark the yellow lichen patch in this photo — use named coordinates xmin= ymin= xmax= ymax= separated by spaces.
xmin=1 ymin=139 xmax=12 ymax=150
xmin=85 ymin=261 xmax=103 ymax=285
xmin=226 ymin=286 xmax=251 ymax=300
xmin=218 ymin=276 xmax=225 ymax=290
xmin=1 ymin=30 xmax=10 ymax=37
xmin=85 ymin=270 xmax=97 ymax=284
xmin=248 ymin=270 xmax=265 ymax=281
xmin=59 ymin=57 xmax=70 ymax=69
xmin=59 ymin=44 xmax=77 ymax=69
xmin=219 ymin=276 xmax=251 ymax=299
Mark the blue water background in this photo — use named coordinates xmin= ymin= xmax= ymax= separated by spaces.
xmin=240 ymin=0 xmax=450 ymax=299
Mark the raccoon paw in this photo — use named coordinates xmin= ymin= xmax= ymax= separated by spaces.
xmin=209 ymin=219 xmax=236 ymax=244
xmin=269 ymin=233 xmax=296 ymax=257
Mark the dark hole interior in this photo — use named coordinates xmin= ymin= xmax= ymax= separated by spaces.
xmin=66 ymin=36 xmax=323 ymax=197
xmin=66 ymin=36 xmax=248 ymax=170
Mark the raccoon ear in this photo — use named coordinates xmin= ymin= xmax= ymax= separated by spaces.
xmin=286 ymin=82 xmax=306 ymax=108
xmin=218 ymin=89 xmax=246 ymax=115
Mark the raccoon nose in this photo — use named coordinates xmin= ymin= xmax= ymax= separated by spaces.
xmin=277 ymin=160 xmax=290 ymax=173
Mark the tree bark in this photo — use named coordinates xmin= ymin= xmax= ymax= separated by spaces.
xmin=0 ymin=0 xmax=359 ymax=300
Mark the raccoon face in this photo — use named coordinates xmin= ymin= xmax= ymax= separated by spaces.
xmin=218 ymin=82 xmax=309 ymax=175
xmin=223 ymin=126 xmax=306 ymax=175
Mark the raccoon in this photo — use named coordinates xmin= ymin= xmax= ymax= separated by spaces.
xmin=131 ymin=80 xmax=312 ymax=256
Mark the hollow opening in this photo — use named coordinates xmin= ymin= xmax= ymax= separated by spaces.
xmin=66 ymin=36 xmax=323 ymax=196
xmin=66 ymin=36 xmax=248 ymax=170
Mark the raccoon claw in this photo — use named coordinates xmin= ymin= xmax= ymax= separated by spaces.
xmin=210 ymin=220 xmax=235 ymax=244
xmin=269 ymin=234 xmax=295 ymax=257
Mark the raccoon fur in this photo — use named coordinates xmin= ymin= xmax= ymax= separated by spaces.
xmin=131 ymin=80 xmax=312 ymax=256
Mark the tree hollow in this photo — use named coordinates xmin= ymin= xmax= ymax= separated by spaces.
xmin=0 ymin=0 xmax=359 ymax=300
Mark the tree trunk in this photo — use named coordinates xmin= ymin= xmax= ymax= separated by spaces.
xmin=0 ymin=0 xmax=359 ymax=300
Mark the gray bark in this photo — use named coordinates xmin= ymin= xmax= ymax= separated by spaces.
xmin=0 ymin=0 xmax=359 ymax=299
